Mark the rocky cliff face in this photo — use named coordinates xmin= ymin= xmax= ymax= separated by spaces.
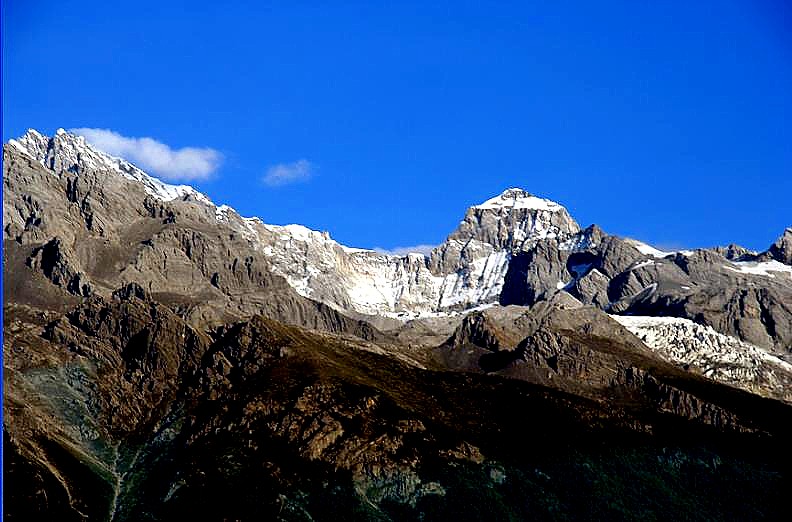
xmin=5 ymin=128 xmax=792 ymax=371
xmin=767 ymin=227 xmax=792 ymax=264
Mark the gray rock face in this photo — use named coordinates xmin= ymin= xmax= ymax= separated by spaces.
xmin=607 ymin=257 xmax=691 ymax=309
xmin=588 ymin=233 xmax=646 ymax=278
xmin=606 ymin=249 xmax=792 ymax=353
xmin=713 ymin=243 xmax=755 ymax=261
xmin=767 ymin=228 xmax=792 ymax=265
xmin=499 ymin=242 xmax=571 ymax=306
xmin=24 ymin=238 xmax=91 ymax=296
xmin=3 ymin=134 xmax=159 ymax=246
xmin=442 ymin=188 xmax=580 ymax=253
xmin=624 ymin=284 xmax=792 ymax=353
xmin=569 ymin=268 xmax=610 ymax=308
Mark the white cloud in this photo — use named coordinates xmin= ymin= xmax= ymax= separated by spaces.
xmin=71 ymin=128 xmax=222 ymax=181
xmin=263 ymin=159 xmax=314 ymax=186
xmin=374 ymin=244 xmax=436 ymax=257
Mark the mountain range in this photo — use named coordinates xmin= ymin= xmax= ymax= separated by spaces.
xmin=4 ymin=129 xmax=792 ymax=520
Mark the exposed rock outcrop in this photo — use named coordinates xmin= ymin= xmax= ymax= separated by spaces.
xmin=767 ymin=228 xmax=792 ymax=265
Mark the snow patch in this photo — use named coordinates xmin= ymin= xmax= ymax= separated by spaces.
xmin=558 ymin=230 xmax=597 ymax=251
xmin=341 ymin=246 xmax=377 ymax=254
xmin=215 ymin=204 xmax=233 ymax=221
xmin=723 ymin=260 xmax=792 ymax=279
xmin=626 ymin=240 xmax=673 ymax=258
xmin=631 ymin=260 xmax=655 ymax=270
xmin=612 ymin=315 xmax=792 ymax=402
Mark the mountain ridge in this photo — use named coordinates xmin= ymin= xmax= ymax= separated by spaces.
xmin=12 ymin=129 xmax=790 ymax=323
xmin=5 ymin=129 xmax=792 ymax=342
xmin=4 ymin=127 xmax=792 ymax=520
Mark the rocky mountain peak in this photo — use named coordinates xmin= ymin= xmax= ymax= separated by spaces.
xmin=7 ymin=128 xmax=212 ymax=204
xmin=11 ymin=127 xmax=106 ymax=174
xmin=448 ymin=187 xmax=581 ymax=252
xmin=768 ymin=227 xmax=792 ymax=265
xmin=8 ymin=128 xmax=51 ymax=162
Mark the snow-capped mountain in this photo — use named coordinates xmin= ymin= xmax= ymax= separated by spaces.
xmin=237 ymin=186 xmax=586 ymax=317
xmin=5 ymin=129 xmax=792 ymax=522
xmin=5 ymin=129 xmax=792 ymax=403
xmin=7 ymin=129 xmax=590 ymax=317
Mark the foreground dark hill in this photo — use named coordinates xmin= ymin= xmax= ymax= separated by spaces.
xmin=4 ymin=130 xmax=792 ymax=520
xmin=5 ymin=285 xmax=791 ymax=521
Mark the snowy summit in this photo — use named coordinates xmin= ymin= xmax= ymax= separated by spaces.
xmin=472 ymin=188 xmax=565 ymax=212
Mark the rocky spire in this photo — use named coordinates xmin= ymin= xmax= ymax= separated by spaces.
xmin=768 ymin=227 xmax=792 ymax=265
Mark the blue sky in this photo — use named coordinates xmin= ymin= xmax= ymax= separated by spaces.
xmin=3 ymin=1 xmax=790 ymax=251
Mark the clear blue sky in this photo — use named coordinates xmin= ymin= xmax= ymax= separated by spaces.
xmin=3 ymin=1 xmax=790 ymax=251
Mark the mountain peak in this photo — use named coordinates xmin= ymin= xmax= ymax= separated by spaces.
xmin=7 ymin=128 xmax=213 ymax=205
xmin=768 ymin=227 xmax=792 ymax=265
xmin=500 ymin=187 xmax=533 ymax=198
xmin=443 ymin=188 xmax=580 ymax=255
xmin=472 ymin=188 xmax=565 ymax=213
xmin=8 ymin=128 xmax=52 ymax=162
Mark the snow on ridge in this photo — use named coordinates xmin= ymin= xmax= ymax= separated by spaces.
xmin=723 ymin=260 xmax=792 ymax=279
xmin=631 ymin=259 xmax=655 ymax=270
xmin=612 ymin=314 xmax=792 ymax=402
xmin=625 ymin=240 xmax=670 ymax=257
xmin=625 ymin=239 xmax=694 ymax=258
xmin=558 ymin=231 xmax=597 ymax=251
xmin=472 ymin=188 xmax=564 ymax=212
xmin=8 ymin=138 xmax=31 ymax=154
xmin=8 ymin=129 xmax=52 ymax=164
xmin=252 ymin=222 xmax=512 ymax=319
xmin=215 ymin=188 xmax=569 ymax=318
xmin=10 ymin=129 xmax=213 ymax=205
xmin=341 ymin=245 xmax=429 ymax=259
xmin=260 ymin=223 xmax=335 ymax=244
xmin=340 ymin=246 xmax=372 ymax=254
xmin=215 ymin=204 xmax=233 ymax=221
